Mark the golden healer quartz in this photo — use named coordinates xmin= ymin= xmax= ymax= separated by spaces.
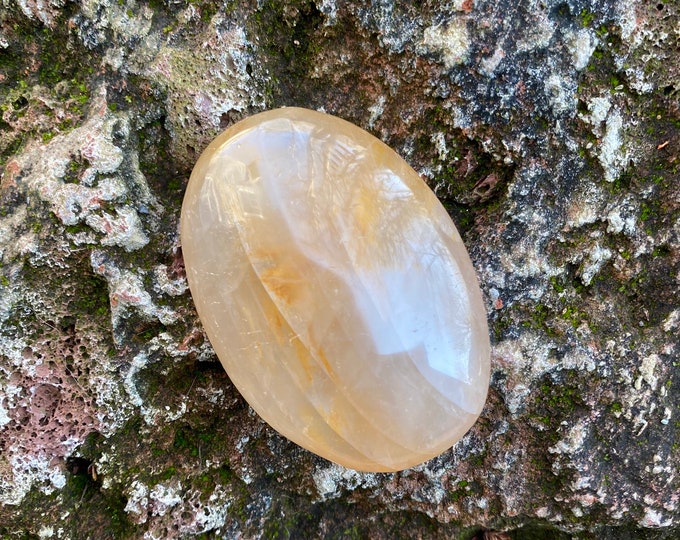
xmin=180 ymin=107 xmax=490 ymax=472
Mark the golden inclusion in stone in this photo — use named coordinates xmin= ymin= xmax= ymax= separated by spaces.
xmin=180 ymin=107 xmax=490 ymax=472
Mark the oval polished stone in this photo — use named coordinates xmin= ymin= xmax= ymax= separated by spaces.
xmin=180 ymin=107 xmax=490 ymax=472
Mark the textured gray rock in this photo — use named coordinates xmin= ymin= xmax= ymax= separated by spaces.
xmin=0 ymin=0 xmax=678 ymax=538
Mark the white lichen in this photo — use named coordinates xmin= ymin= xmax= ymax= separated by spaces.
xmin=91 ymin=250 xmax=179 ymax=336
xmin=420 ymin=19 xmax=469 ymax=68
xmin=638 ymin=354 xmax=659 ymax=391
xmin=580 ymin=243 xmax=613 ymax=285
xmin=640 ymin=507 xmax=673 ymax=528
xmin=565 ymin=28 xmax=597 ymax=71
xmin=598 ymin=110 xmax=627 ymax=182
xmin=1 ymin=453 xmax=66 ymax=506
xmin=606 ymin=199 xmax=638 ymax=236
xmin=317 ymin=0 xmax=338 ymax=25
xmin=662 ymin=309 xmax=679 ymax=332
xmin=0 ymin=398 xmax=9 ymax=428
xmin=149 ymin=481 xmax=183 ymax=517
xmin=431 ymin=132 xmax=449 ymax=160
xmin=312 ymin=463 xmax=378 ymax=500
xmin=545 ymin=73 xmax=576 ymax=115
xmin=153 ymin=265 xmax=188 ymax=297
xmin=124 ymin=480 xmax=150 ymax=523
xmin=479 ymin=47 xmax=505 ymax=75
xmin=549 ymin=420 xmax=588 ymax=456
xmin=565 ymin=183 xmax=605 ymax=229
xmin=37 ymin=526 xmax=54 ymax=539
xmin=7 ymin=88 xmax=161 ymax=251
xmin=90 ymin=206 xmax=150 ymax=251
xmin=367 ymin=95 xmax=386 ymax=129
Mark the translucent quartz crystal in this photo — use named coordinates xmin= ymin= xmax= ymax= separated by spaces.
xmin=180 ymin=107 xmax=490 ymax=472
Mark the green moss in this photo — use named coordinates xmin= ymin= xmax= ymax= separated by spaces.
xmin=639 ymin=201 xmax=653 ymax=221
xmin=249 ymin=0 xmax=325 ymax=105
xmin=159 ymin=466 xmax=177 ymax=480
xmin=9 ymin=431 xmax=138 ymax=539
xmin=449 ymin=479 xmax=474 ymax=502
xmin=106 ymin=494 xmax=136 ymax=537
xmin=521 ymin=302 xmax=561 ymax=337
xmin=580 ymin=9 xmax=595 ymax=27
xmin=544 ymin=384 xmax=579 ymax=414
xmin=531 ymin=373 xmax=587 ymax=439
xmin=0 ymin=9 xmax=96 ymax=166
xmin=135 ymin=117 xmax=184 ymax=204
xmin=562 ymin=305 xmax=584 ymax=328
xmin=260 ymin=495 xmax=320 ymax=540
xmin=69 ymin=271 xmax=111 ymax=323
xmin=549 ymin=276 xmax=565 ymax=293
xmin=491 ymin=312 xmax=512 ymax=342
xmin=173 ymin=426 xmax=200 ymax=457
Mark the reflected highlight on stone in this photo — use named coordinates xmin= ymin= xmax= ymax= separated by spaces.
xmin=180 ymin=107 xmax=490 ymax=472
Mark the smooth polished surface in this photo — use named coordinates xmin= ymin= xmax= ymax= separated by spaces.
xmin=180 ymin=107 xmax=490 ymax=472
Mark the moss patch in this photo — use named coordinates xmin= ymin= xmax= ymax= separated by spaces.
xmin=0 ymin=7 xmax=97 ymax=168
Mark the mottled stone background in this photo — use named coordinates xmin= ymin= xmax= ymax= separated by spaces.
xmin=0 ymin=0 xmax=678 ymax=538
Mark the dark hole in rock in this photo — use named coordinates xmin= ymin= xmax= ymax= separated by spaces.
xmin=66 ymin=456 xmax=92 ymax=476
xmin=60 ymin=317 xmax=76 ymax=331
xmin=13 ymin=96 xmax=28 ymax=109
xmin=193 ymin=358 xmax=224 ymax=373
xmin=219 ymin=109 xmax=240 ymax=129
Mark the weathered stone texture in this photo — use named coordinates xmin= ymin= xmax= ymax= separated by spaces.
xmin=0 ymin=0 xmax=678 ymax=538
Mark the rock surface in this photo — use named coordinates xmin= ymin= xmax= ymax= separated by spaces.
xmin=0 ymin=0 xmax=678 ymax=538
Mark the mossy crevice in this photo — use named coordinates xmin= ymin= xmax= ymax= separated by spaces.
xmin=250 ymin=0 xmax=326 ymax=106
xmin=0 ymin=6 xmax=97 ymax=168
